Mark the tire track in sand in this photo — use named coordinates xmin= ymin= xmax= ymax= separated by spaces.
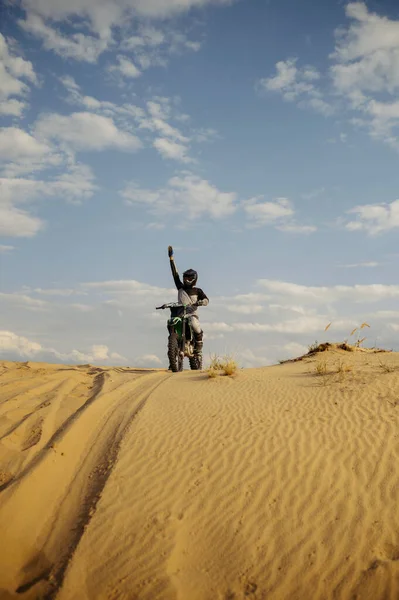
xmin=0 ymin=369 xmax=171 ymax=599
xmin=55 ymin=359 xmax=399 ymax=600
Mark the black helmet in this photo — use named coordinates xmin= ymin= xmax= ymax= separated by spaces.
xmin=183 ymin=269 xmax=197 ymax=288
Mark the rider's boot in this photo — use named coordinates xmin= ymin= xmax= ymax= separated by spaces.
xmin=194 ymin=331 xmax=203 ymax=356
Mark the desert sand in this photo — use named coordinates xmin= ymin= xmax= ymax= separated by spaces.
xmin=0 ymin=349 xmax=398 ymax=600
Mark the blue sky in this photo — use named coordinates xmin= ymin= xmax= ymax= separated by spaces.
xmin=1 ymin=0 xmax=399 ymax=367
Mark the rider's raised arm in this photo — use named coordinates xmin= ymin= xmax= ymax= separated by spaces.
xmin=168 ymin=246 xmax=183 ymax=290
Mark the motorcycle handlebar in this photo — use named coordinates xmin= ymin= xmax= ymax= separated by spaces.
xmin=156 ymin=302 xmax=202 ymax=310
xmin=156 ymin=303 xmax=187 ymax=310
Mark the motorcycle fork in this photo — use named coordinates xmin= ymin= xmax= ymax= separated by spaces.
xmin=180 ymin=309 xmax=186 ymax=356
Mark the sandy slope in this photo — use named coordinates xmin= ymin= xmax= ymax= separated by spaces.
xmin=0 ymin=351 xmax=398 ymax=600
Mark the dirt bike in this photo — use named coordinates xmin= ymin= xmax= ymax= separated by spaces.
xmin=156 ymin=302 xmax=203 ymax=372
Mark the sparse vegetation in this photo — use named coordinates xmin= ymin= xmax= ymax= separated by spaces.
xmin=315 ymin=359 xmax=328 ymax=376
xmin=280 ymin=322 xmax=390 ymax=366
xmin=336 ymin=360 xmax=353 ymax=375
xmin=207 ymin=366 xmax=219 ymax=378
xmin=378 ymin=360 xmax=395 ymax=374
xmin=207 ymin=354 xmax=238 ymax=378
xmin=308 ymin=340 xmax=320 ymax=353
xmin=223 ymin=358 xmax=238 ymax=377
xmin=336 ymin=359 xmax=354 ymax=382
xmin=313 ymin=357 xmax=356 ymax=386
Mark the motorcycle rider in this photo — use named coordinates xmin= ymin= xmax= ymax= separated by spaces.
xmin=167 ymin=245 xmax=209 ymax=361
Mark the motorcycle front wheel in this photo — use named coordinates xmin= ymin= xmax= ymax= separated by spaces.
xmin=168 ymin=333 xmax=183 ymax=372
xmin=189 ymin=352 xmax=202 ymax=371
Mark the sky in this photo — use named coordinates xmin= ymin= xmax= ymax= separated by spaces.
xmin=1 ymin=0 xmax=399 ymax=368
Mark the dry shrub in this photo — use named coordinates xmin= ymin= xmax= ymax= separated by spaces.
xmin=379 ymin=360 xmax=395 ymax=373
xmin=336 ymin=359 xmax=354 ymax=381
xmin=207 ymin=367 xmax=219 ymax=378
xmin=223 ymin=358 xmax=238 ymax=376
xmin=207 ymin=354 xmax=238 ymax=378
xmin=315 ymin=359 xmax=328 ymax=376
xmin=336 ymin=360 xmax=353 ymax=374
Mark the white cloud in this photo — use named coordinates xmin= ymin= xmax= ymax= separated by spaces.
xmin=1 ymin=165 xmax=96 ymax=205
xmin=18 ymin=0 xmax=213 ymax=67
xmin=0 ymin=127 xmax=52 ymax=167
xmin=83 ymin=279 xmax=174 ymax=296
xmin=301 ymin=187 xmax=326 ymax=200
xmin=339 ymin=261 xmax=380 ymax=268
xmin=0 ymin=330 xmax=42 ymax=356
xmin=227 ymin=304 xmax=264 ymax=315
xmin=123 ymin=26 xmax=166 ymax=50
xmin=330 ymin=2 xmax=399 ymax=147
xmin=58 ymin=79 xmax=206 ymax=163
xmin=0 ymin=33 xmax=37 ymax=116
xmin=135 ymin=353 xmax=162 ymax=366
xmin=204 ymin=333 xmax=225 ymax=341
xmin=70 ymin=304 xmax=94 ymax=312
xmin=34 ymin=288 xmax=77 ymax=296
xmin=0 ymin=131 xmax=62 ymax=179
xmin=153 ymin=137 xmax=192 ymax=163
xmin=192 ymin=127 xmax=219 ymax=143
xmin=276 ymin=223 xmax=317 ymax=234
xmin=244 ymin=196 xmax=315 ymax=233
xmin=331 ymin=2 xmax=399 ymax=92
xmin=34 ymin=111 xmax=142 ymax=152
xmin=48 ymin=164 xmax=98 ymax=202
xmin=0 ymin=163 xmax=97 ymax=237
xmin=143 ymin=101 xmax=189 ymax=142
xmin=0 ymin=99 xmax=26 ymax=116
xmin=108 ymin=55 xmax=141 ymax=78
xmin=0 ymin=330 xmax=127 ymax=364
xmin=19 ymin=13 xmax=109 ymax=63
xmin=283 ymin=342 xmax=309 ymax=357
xmin=345 ymin=199 xmax=399 ymax=234
xmin=258 ymin=279 xmax=399 ymax=303
xmin=0 ymin=203 xmax=43 ymax=238
xmin=236 ymin=317 xmax=328 ymax=334
xmin=373 ymin=310 xmax=399 ymax=320
xmin=245 ymin=196 xmax=293 ymax=223
xmin=235 ymin=349 xmax=273 ymax=368
xmin=121 ymin=172 xmax=237 ymax=220
xmin=0 ymin=292 xmax=48 ymax=310
xmin=0 ymin=245 xmax=15 ymax=253
xmin=60 ymin=75 xmax=146 ymax=121
xmin=87 ymin=344 xmax=125 ymax=362
xmin=261 ymin=59 xmax=298 ymax=91
xmin=120 ymin=26 xmax=201 ymax=72
xmin=203 ymin=316 xmax=330 ymax=334
xmin=258 ymin=58 xmax=334 ymax=116
xmin=21 ymin=0 xmax=232 ymax=28
xmin=137 ymin=30 xmax=200 ymax=67
xmin=202 ymin=322 xmax=234 ymax=333
xmin=141 ymin=99 xmax=191 ymax=161
xmin=258 ymin=4 xmax=399 ymax=149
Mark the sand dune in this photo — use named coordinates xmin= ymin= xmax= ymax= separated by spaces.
xmin=0 ymin=350 xmax=398 ymax=599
